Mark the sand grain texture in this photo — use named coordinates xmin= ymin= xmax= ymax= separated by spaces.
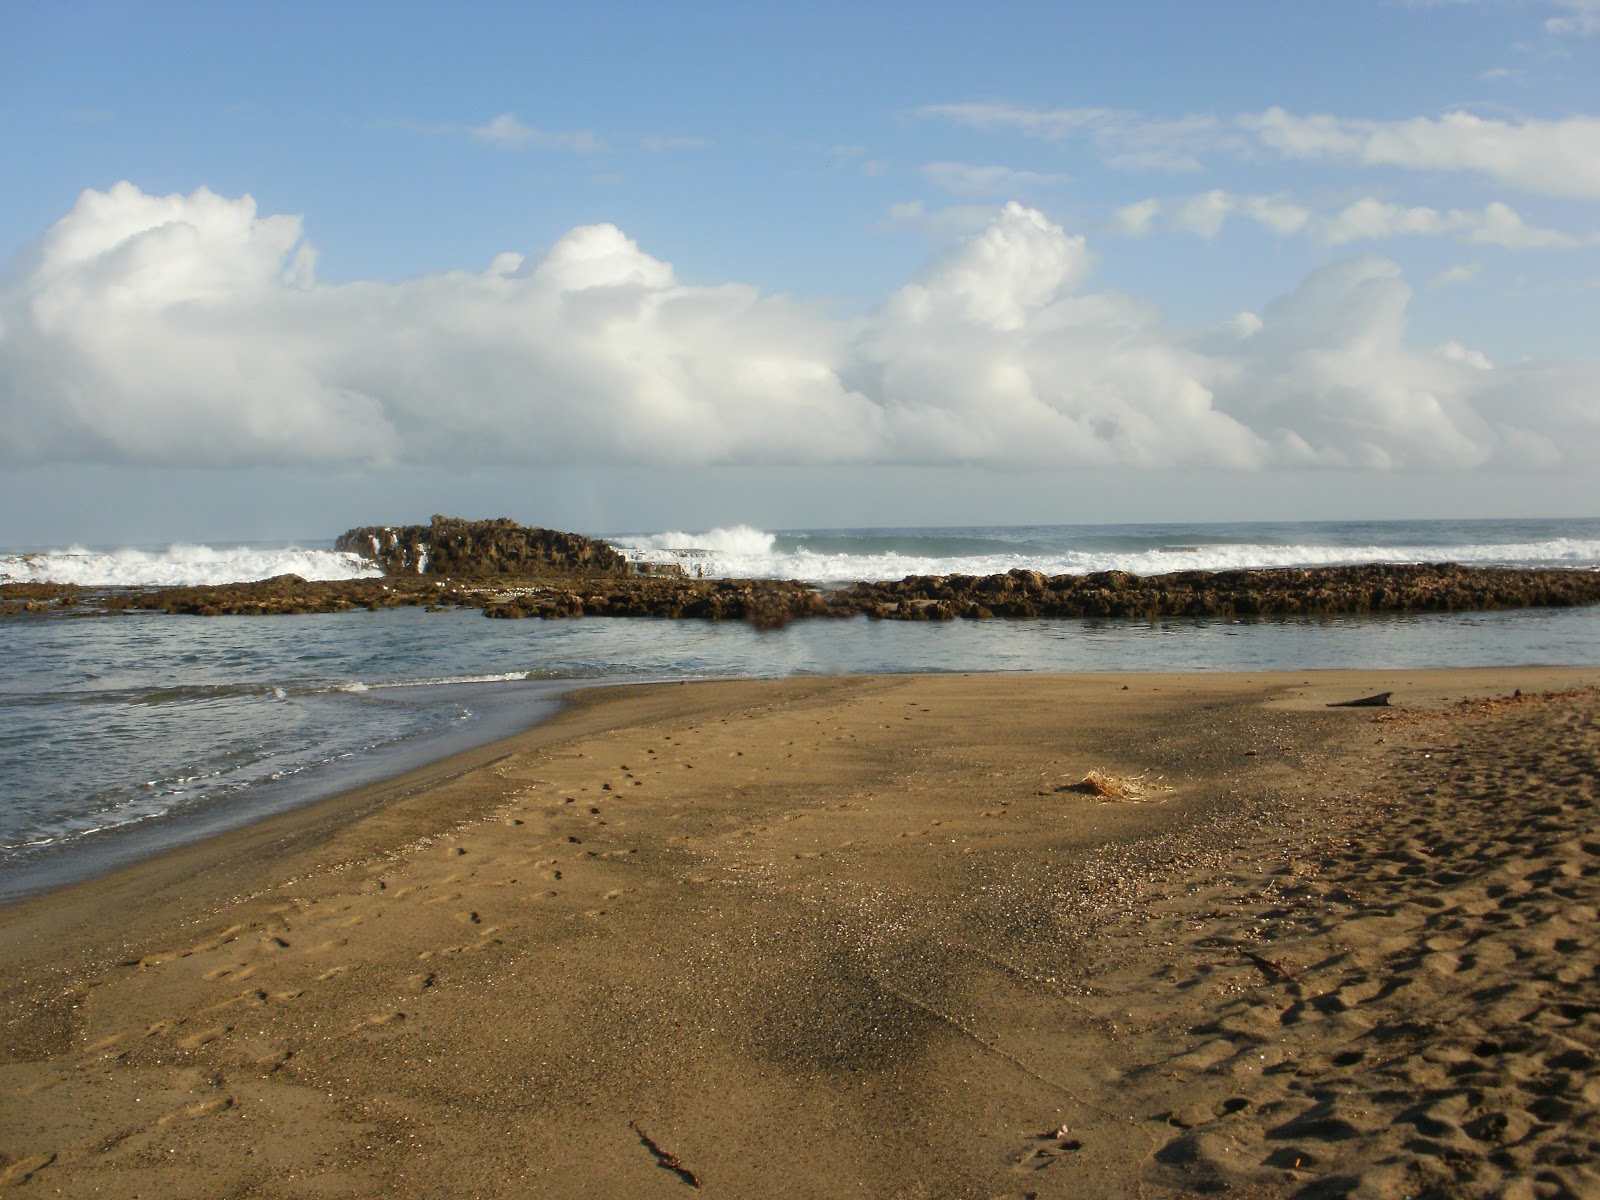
xmin=2 ymin=668 xmax=1598 ymax=1198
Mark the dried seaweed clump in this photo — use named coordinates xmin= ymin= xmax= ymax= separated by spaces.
xmin=1073 ymin=771 xmax=1173 ymax=801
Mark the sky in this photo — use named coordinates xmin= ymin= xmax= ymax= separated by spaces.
xmin=1 ymin=0 xmax=1598 ymax=545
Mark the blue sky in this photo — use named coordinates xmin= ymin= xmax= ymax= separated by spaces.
xmin=2 ymin=1 xmax=1597 ymax=542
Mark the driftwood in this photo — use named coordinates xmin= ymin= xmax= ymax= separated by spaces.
xmin=1326 ymin=692 xmax=1393 ymax=708
xmin=629 ymin=1122 xmax=701 ymax=1188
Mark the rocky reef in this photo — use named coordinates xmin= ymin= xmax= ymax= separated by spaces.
xmin=5 ymin=518 xmax=1600 ymax=626
xmin=826 ymin=562 xmax=1600 ymax=621
xmin=334 ymin=515 xmax=629 ymax=578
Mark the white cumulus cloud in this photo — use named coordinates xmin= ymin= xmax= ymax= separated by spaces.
xmin=2 ymin=185 xmax=1596 ymax=477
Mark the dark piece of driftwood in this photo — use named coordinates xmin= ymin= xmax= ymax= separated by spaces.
xmin=1239 ymin=949 xmax=1298 ymax=982
xmin=630 ymin=1122 xmax=701 ymax=1188
xmin=1326 ymin=692 xmax=1393 ymax=708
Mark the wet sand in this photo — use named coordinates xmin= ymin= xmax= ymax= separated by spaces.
xmin=3 ymin=668 xmax=1598 ymax=1198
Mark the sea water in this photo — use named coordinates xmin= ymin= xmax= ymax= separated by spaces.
xmin=4 ymin=517 xmax=1598 ymax=899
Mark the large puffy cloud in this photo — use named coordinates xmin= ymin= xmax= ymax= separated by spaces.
xmin=855 ymin=206 xmax=1265 ymax=467
xmin=1206 ymin=258 xmax=1503 ymax=469
xmin=2 ymin=184 xmax=1596 ymax=474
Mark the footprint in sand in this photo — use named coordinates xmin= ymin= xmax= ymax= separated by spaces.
xmin=177 ymin=1024 xmax=233 ymax=1050
xmin=155 ymin=1095 xmax=234 ymax=1125
xmin=0 ymin=1153 xmax=57 ymax=1187
xmin=189 ymin=924 xmax=249 ymax=954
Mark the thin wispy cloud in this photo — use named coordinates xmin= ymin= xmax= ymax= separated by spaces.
xmin=1432 ymin=262 xmax=1483 ymax=287
xmin=920 ymin=162 xmax=1067 ymax=197
xmin=469 ymin=112 xmax=602 ymax=152
xmin=1243 ymin=108 xmax=1600 ymax=199
xmin=1544 ymin=0 xmax=1600 ymax=34
xmin=1115 ymin=191 xmax=1594 ymax=249
xmin=641 ymin=134 xmax=714 ymax=153
xmin=1396 ymin=0 xmax=1600 ymax=34
xmin=917 ymin=101 xmax=1600 ymax=198
xmin=911 ymin=103 xmax=1228 ymax=173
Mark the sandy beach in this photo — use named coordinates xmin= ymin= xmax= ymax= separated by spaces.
xmin=3 ymin=667 xmax=1598 ymax=1199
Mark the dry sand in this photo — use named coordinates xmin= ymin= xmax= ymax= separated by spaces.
xmin=2 ymin=667 xmax=1599 ymax=1199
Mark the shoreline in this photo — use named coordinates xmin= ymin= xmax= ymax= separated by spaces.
xmin=4 ymin=667 xmax=1599 ymax=1196
xmin=10 ymin=648 xmax=1600 ymax=908
xmin=0 ymin=677 xmax=577 ymax=906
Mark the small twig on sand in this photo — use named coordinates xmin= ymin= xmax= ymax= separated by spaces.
xmin=630 ymin=1122 xmax=701 ymax=1188
xmin=1238 ymin=948 xmax=1297 ymax=982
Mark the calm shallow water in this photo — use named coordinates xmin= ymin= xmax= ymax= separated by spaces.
xmin=4 ymin=514 xmax=1598 ymax=900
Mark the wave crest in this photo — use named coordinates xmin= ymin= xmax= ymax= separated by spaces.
xmin=611 ymin=532 xmax=1600 ymax=584
xmin=0 ymin=545 xmax=383 ymax=587
xmin=613 ymin=525 xmax=777 ymax=557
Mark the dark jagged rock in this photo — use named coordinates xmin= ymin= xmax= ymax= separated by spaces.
xmin=334 ymin=515 xmax=628 ymax=579
xmin=830 ymin=562 xmax=1600 ymax=620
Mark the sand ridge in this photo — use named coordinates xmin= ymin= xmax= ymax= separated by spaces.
xmin=2 ymin=668 xmax=1598 ymax=1198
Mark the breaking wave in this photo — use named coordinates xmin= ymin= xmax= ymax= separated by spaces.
xmin=611 ymin=528 xmax=1600 ymax=583
xmin=0 ymin=544 xmax=382 ymax=587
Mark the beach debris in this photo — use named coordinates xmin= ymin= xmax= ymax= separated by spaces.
xmin=1071 ymin=771 xmax=1173 ymax=801
xmin=1237 ymin=948 xmax=1298 ymax=982
xmin=1014 ymin=1128 xmax=1083 ymax=1172
xmin=629 ymin=1122 xmax=701 ymax=1188
xmin=1326 ymin=692 xmax=1393 ymax=708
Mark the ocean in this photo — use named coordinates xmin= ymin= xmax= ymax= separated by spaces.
xmin=4 ymin=516 xmax=1598 ymax=900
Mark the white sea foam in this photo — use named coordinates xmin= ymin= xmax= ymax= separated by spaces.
xmin=370 ymin=671 xmax=535 ymax=689
xmin=320 ymin=672 xmax=534 ymax=696
xmin=0 ymin=544 xmax=382 ymax=587
xmin=612 ymin=530 xmax=1600 ymax=583
xmin=614 ymin=525 xmax=777 ymax=558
